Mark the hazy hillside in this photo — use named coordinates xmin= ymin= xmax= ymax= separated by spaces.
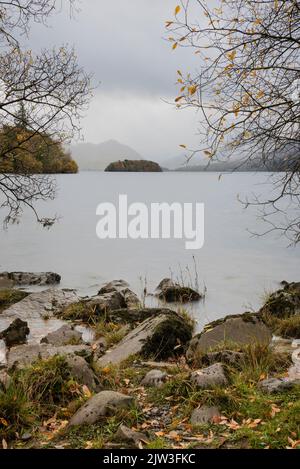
xmin=162 ymin=154 xmax=189 ymax=170
xmin=71 ymin=139 xmax=143 ymax=171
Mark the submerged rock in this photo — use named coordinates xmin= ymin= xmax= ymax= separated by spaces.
xmin=97 ymin=311 xmax=193 ymax=366
xmin=98 ymin=280 xmax=130 ymax=294
xmin=155 ymin=278 xmax=201 ymax=303
xmin=105 ymin=160 xmax=162 ymax=172
xmin=68 ymin=390 xmax=134 ymax=427
xmin=41 ymin=324 xmax=82 ymax=346
xmin=0 ymin=318 xmax=29 ymax=347
xmin=190 ymin=406 xmax=221 ymax=425
xmin=141 ymin=369 xmax=168 ymax=388
xmin=191 ymin=363 xmax=228 ymax=389
xmin=0 ymin=272 xmax=61 ymax=286
xmin=187 ymin=313 xmax=272 ymax=361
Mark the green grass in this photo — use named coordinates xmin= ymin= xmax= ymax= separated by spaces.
xmin=146 ymin=437 xmax=169 ymax=449
xmin=1 ymin=339 xmax=299 ymax=449
xmin=0 ymin=381 xmax=35 ymax=440
xmin=58 ymin=405 xmax=143 ymax=449
xmin=60 ymin=301 xmax=96 ymax=322
xmin=0 ymin=288 xmax=28 ymax=313
xmin=18 ymin=356 xmax=79 ymax=409
xmin=273 ymin=315 xmax=300 ymax=339
xmin=94 ymin=320 xmax=128 ymax=347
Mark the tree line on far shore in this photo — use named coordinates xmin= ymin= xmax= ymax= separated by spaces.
xmin=0 ymin=105 xmax=78 ymax=175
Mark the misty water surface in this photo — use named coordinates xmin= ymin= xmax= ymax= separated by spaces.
xmin=0 ymin=171 xmax=299 ymax=331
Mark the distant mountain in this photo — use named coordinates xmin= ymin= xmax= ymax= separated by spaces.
xmin=167 ymin=153 xmax=298 ymax=172
xmin=174 ymin=161 xmax=288 ymax=172
xmin=70 ymin=139 xmax=144 ymax=171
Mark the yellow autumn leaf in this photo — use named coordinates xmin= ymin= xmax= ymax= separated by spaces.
xmin=204 ymin=150 xmax=213 ymax=157
xmin=233 ymin=104 xmax=240 ymax=117
xmin=188 ymin=85 xmax=197 ymax=95
xmin=256 ymin=90 xmax=264 ymax=99
xmin=179 ymin=144 xmax=187 ymax=148
xmin=175 ymin=5 xmax=181 ymax=15
xmin=227 ymin=50 xmax=237 ymax=62
xmin=172 ymin=42 xmax=178 ymax=50
xmin=214 ymin=7 xmax=223 ymax=15
xmin=177 ymin=70 xmax=182 ymax=77
xmin=175 ymin=96 xmax=184 ymax=102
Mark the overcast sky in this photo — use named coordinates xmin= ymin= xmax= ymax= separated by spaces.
xmin=26 ymin=0 xmax=203 ymax=161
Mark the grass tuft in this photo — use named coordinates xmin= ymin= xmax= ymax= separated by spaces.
xmin=0 ymin=288 xmax=28 ymax=313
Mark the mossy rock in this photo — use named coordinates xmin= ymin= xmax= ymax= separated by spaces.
xmin=260 ymin=283 xmax=300 ymax=320
xmin=97 ymin=311 xmax=193 ymax=366
xmin=0 ymin=289 xmax=28 ymax=313
xmin=97 ymin=307 xmax=174 ymax=325
xmin=141 ymin=313 xmax=193 ymax=359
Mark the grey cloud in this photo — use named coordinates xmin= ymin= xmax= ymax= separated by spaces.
xmin=23 ymin=0 xmax=204 ymax=158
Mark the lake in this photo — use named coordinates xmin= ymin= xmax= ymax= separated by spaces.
xmin=0 ymin=171 xmax=299 ymax=331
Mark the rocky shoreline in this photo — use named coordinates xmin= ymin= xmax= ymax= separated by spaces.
xmin=0 ymin=274 xmax=299 ymax=449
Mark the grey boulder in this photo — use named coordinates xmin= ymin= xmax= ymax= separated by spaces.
xmin=41 ymin=324 xmax=82 ymax=346
xmin=191 ymin=406 xmax=221 ymax=425
xmin=0 ymin=318 xmax=29 ymax=347
xmin=98 ymin=280 xmax=141 ymax=309
xmin=2 ymin=289 xmax=79 ymax=321
xmin=187 ymin=313 xmax=272 ymax=361
xmin=0 ymin=271 xmax=61 ymax=286
xmin=191 ymin=363 xmax=228 ymax=389
xmin=141 ymin=370 xmax=167 ymax=388
xmin=199 ymin=350 xmax=245 ymax=367
xmin=7 ymin=343 xmax=92 ymax=369
xmin=97 ymin=311 xmax=192 ymax=366
xmin=65 ymin=355 xmax=99 ymax=391
xmin=115 ymin=424 xmax=149 ymax=447
xmin=156 ymin=278 xmax=201 ymax=303
xmin=258 ymin=377 xmax=298 ymax=394
xmin=68 ymin=391 xmax=134 ymax=427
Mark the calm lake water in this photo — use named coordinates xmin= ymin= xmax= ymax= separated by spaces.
xmin=0 ymin=171 xmax=299 ymax=331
